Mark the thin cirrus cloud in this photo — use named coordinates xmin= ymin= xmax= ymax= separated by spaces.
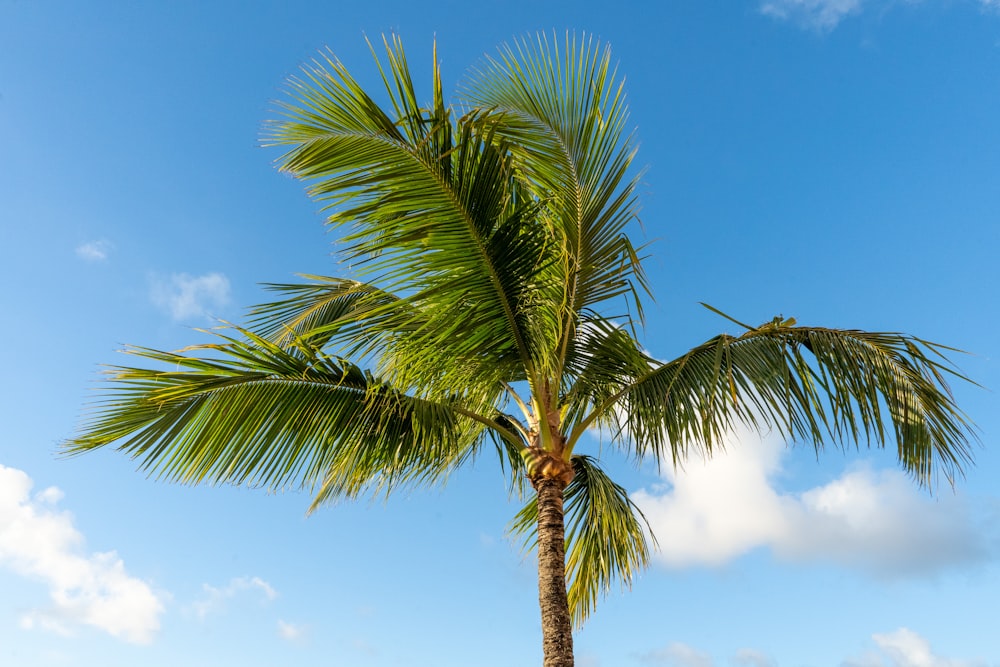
xmin=149 ymin=272 xmax=232 ymax=321
xmin=843 ymin=627 xmax=989 ymax=667
xmin=0 ymin=464 xmax=165 ymax=644
xmin=75 ymin=240 xmax=113 ymax=262
xmin=637 ymin=628 xmax=981 ymax=666
xmin=631 ymin=426 xmax=991 ymax=577
xmin=733 ymin=649 xmax=778 ymax=667
xmin=760 ymin=0 xmax=1000 ymax=30
xmin=277 ymin=619 xmax=308 ymax=642
xmin=191 ymin=576 xmax=277 ymax=620
xmin=636 ymin=642 xmax=714 ymax=667
xmin=759 ymin=0 xmax=864 ymax=30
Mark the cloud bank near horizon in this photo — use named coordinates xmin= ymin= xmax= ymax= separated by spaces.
xmin=638 ymin=627 xmax=984 ymax=666
xmin=631 ymin=427 xmax=991 ymax=576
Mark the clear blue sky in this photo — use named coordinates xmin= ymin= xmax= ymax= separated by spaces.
xmin=2 ymin=2 xmax=999 ymax=666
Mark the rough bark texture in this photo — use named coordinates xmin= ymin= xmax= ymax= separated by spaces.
xmin=535 ymin=476 xmax=574 ymax=667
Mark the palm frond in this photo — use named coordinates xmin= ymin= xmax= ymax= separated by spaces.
xmin=265 ymin=39 xmax=567 ymax=393
xmin=582 ymin=320 xmax=976 ymax=485
xmin=561 ymin=314 xmax=652 ymax=434
xmin=249 ymin=276 xmax=408 ymax=354
xmin=64 ymin=325 xmax=504 ymax=508
xmin=461 ymin=32 xmax=648 ymax=351
xmin=510 ymin=455 xmax=652 ymax=625
xmin=489 ymin=412 xmax=532 ymax=498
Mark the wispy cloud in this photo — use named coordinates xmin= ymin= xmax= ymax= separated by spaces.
xmin=843 ymin=627 xmax=989 ymax=667
xmin=762 ymin=0 xmax=1000 ymax=30
xmin=636 ymin=642 xmax=714 ymax=667
xmin=191 ymin=576 xmax=277 ymax=619
xmin=0 ymin=464 xmax=165 ymax=644
xmin=733 ymin=649 xmax=777 ymax=667
xmin=75 ymin=240 xmax=113 ymax=262
xmin=632 ymin=427 xmax=991 ymax=576
xmin=149 ymin=272 xmax=231 ymax=321
xmin=760 ymin=0 xmax=864 ymax=30
xmin=639 ymin=629 xmax=984 ymax=667
xmin=277 ymin=619 xmax=308 ymax=642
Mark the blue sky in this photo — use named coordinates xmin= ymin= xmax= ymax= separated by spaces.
xmin=1 ymin=1 xmax=999 ymax=665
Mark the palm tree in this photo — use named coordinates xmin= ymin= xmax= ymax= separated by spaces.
xmin=66 ymin=34 xmax=975 ymax=667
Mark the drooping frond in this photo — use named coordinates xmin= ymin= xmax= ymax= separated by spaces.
xmin=64 ymin=325 xmax=507 ymax=508
xmin=489 ymin=412 xmax=533 ymax=497
xmin=582 ymin=319 xmax=976 ymax=485
xmin=510 ymin=455 xmax=652 ymax=625
xmin=461 ymin=32 xmax=648 ymax=360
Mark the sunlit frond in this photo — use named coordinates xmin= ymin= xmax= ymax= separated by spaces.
xmin=562 ymin=314 xmax=652 ymax=435
xmin=461 ymin=31 xmax=648 ymax=347
xmin=265 ymin=40 xmax=570 ymax=393
xmin=64 ymin=325 xmax=497 ymax=507
xmin=249 ymin=276 xmax=408 ymax=354
xmin=591 ymin=320 xmax=975 ymax=485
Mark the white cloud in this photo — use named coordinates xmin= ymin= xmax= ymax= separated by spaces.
xmin=0 ymin=464 xmax=164 ymax=644
xmin=637 ymin=642 xmax=715 ymax=667
xmin=733 ymin=648 xmax=777 ymax=667
xmin=638 ymin=631 xmax=986 ymax=667
xmin=843 ymin=627 xmax=988 ymax=667
xmin=760 ymin=0 xmax=864 ymax=30
xmin=75 ymin=240 xmax=112 ymax=262
xmin=150 ymin=272 xmax=231 ymax=321
xmin=762 ymin=0 xmax=1000 ymax=29
xmin=631 ymin=427 xmax=990 ymax=575
xmin=192 ymin=576 xmax=277 ymax=619
xmin=277 ymin=619 xmax=307 ymax=642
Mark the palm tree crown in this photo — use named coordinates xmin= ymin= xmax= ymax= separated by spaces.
xmin=66 ymin=33 xmax=975 ymax=667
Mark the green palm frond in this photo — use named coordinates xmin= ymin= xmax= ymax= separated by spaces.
xmin=490 ymin=412 xmax=532 ymax=497
xmin=249 ymin=276 xmax=409 ymax=354
xmin=65 ymin=325 xmax=503 ymax=507
xmin=510 ymin=455 xmax=652 ymax=625
xmin=584 ymin=319 xmax=975 ymax=485
xmin=461 ymin=32 xmax=648 ymax=346
xmin=265 ymin=39 xmax=566 ymax=392
xmin=562 ymin=314 xmax=653 ymax=434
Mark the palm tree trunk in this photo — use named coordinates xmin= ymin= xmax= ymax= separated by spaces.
xmin=535 ymin=476 xmax=574 ymax=667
